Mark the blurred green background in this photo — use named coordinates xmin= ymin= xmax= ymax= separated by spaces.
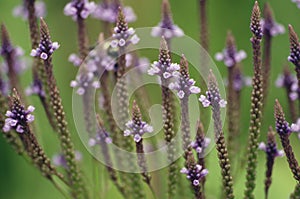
xmin=0 ymin=0 xmax=300 ymax=198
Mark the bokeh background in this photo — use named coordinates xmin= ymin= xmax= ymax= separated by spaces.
xmin=0 ymin=0 xmax=300 ymax=198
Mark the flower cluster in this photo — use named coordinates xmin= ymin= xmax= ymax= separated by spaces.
xmin=180 ymin=164 xmax=208 ymax=187
xmin=70 ymin=71 xmax=100 ymax=95
xmin=260 ymin=19 xmax=285 ymax=37
xmin=13 ymin=1 xmax=46 ymax=21
xmin=88 ymin=131 xmax=112 ymax=146
xmin=124 ymin=101 xmax=154 ymax=143
xmin=92 ymin=2 xmax=136 ymax=23
xmin=68 ymin=53 xmax=83 ymax=67
xmin=126 ymin=54 xmax=150 ymax=73
xmin=124 ymin=120 xmax=153 ymax=143
xmin=168 ymin=56 xmax=200 ymax=99
xmin=3 ymin=104 xmax=35 ymax=133
xmin=288 ymin=25 xmax=300 ymax=66
xmin=199 ymin=91 xmax=227 ymax=108
xmin=275 ymin=72 xmax=298 ymax=101
xmin=25 ymin=79 xmax=45 ymax=97
xmin=148 ymin=39 xmax=180 ymax=79
xmin=151 ymin=0 xmax=183 ymax=39
xmin=64 ymin=0 xmax=96 ymax=21
xmin=290 ymin=118 xmax=300 ymax=139
xmin=258 ymin=138 xmax=284 ymax=158
xmin=0 ymin=46 xmax=28 ymax=75
xmin=215 ymin=47 xmax=247 ymax=67
xmin=231 ymin=72 xmax=252 ymax=92
xmin=191 ymin=137 xmax=211 ymax=154
xmin=148 ymin=61 xmax=180 ymax=79
xmin=169 ymin=78 xmax=200 ymax=99
xmin=110 ymin=25 xmax=140 ymax=49
xmin=274 ymin=100 xmax=291 ymax=136
xmin=53 ymin=151 xmax=82 ymax=168
xmin=85 ymin=47 xmax=117 ymax=72
xmin=30 ymin=21 xmax=60 ymax=61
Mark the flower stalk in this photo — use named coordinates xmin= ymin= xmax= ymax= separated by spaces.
xmin=244 ymin=2 xmax=264 ymax=198
xmin=274 ymin=100 xmax=300 ymax=183
xmin=258 ymin=126 xmax=284 ymax=198
xmin=32 ymin=18 xmax=86 ymax=198
xmin=204 ymin=71 xmax=234 ymax=199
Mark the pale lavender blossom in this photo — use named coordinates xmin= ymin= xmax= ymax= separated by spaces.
xmin=148 ymin=61 xmax=180 ymax=79
xmin=292 ymin=0 xmax=300 ymax=9
xmin=190 ymin=137 xmax=211 ymax=154
xmin=1 ymin=46 xmax=28 ymax=74
xmin=30 ymin=40 xmax=60 ymax=61
xmin=275 ymin=72 xmax=298 ymax=101
xmin=82 ymin=48 xmax=115 ymax=72
xmin=88 ymin=130 xmax=112 ymax=147
xmin=110 ymin=27 xmax=140 ymax=48
xmin=70 ymin=72 xmax=100 ymax=95
xmin=169 ymin=77 xmax=200 ymax=99
xmin=223 ymin=72 xmax=252 ymax=92
xmin=199 ymin=92 xmax=227 ymax=108
xmin=289 ymin=82 xmax=299 ymax=101
xmin=290 ymin=118 xmax=300 ymax=139
xmin=180 ymin=164 xmax=208 ymax=187
xmin=151 ymin=0 xmax=183 ymax=39
xmin=124 ymin=120 xmax=153 ymax=143
xmin=258 ymin=142 xmax=284 ymax=157
xmin=261 ymin=18 xmax=285 ymax=37
xmin=25 ymin=79 xmax=45 ymax=97
xmin=13 ymin=1 xmax=46 ymax=20
xmin=53 ymin=151 xmax=82 ymax=168
xmin=92 ymin=2 xmax=136 ymax=23
xmin=215 ymin=48 xmax=247 ymax=67
xmin=3 ymin=105 xmax=35 ymax=133
xmin=64 ymin=0 xmax=96 ymax=21
xmin=68 ymin=53 xmax=82 ymax=66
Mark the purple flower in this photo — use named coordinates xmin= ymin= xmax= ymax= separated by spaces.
xmin=151 ymin=0 xmax=183 ymax=39
xmin=53 ymin=151 xmax=82 ymax=168
xmin=289 ymin=82 xmax=300 ymax=101
xmin=275 ymin=101 xmax=291 ymax=136
xmin=199 ymin=92 xmax=227 ymax=108
xmin=169 ymin=75 xmax=200 ymax=99
xmin=1 ymin=46 xmax=28 ymax=75
xmin=92 ymin=2 xmax=136 ymax=23
xmin=70 ymin=72 xmax=100 ymax=95
xmin=148 ymin=61 xmax=179 ymax=79
xmin=124 ymin=120 xmax=153 ymax=143
xmin=288 ymin=25 xmax=300 ymax=66
xmin=3 ymin=105 xmax=35 ymax=133
xmin=180 ymin=164 xmax=208 ymax=187
xmin=64 ymin=0 xmax=96 ymax=21
xmin=30 ymin=34 xmax=60 ymax=61
xmin=292 ymin=0 xmax=300 ymax=8
xmin=260 ymin=19 xmax=285 ymax=37
xmin=110 ymin=26 xmax=140 ymax=48
xmin=215 ymin=47 xmax=246 ymax=68
xmin=88 ymin=130 xmax=112 ymax=147
xmin=25 ymin=79 xmax=45 ymax=97
xmin=258 ymin=142 xmax=284 ymax=157
xmin=275 ymin=71 xmax=299 ymax=101
xmin=13 ymin=1 xmax=46 ymax=21
xmin=190 ymin=137 xmax=211 ymax=155
xmin=291 ymin=118 xmax=300 ymax=132
xmin=86 ymin=48 xmax=116 ymax=72
xmin=68 ymin=53 xmax=82 ymax=67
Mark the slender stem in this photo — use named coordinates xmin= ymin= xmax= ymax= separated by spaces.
xmin=199 ymin=0 xmax=208 ymax=52
xmin=262 ymin=33 xmax=272 ymax=107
